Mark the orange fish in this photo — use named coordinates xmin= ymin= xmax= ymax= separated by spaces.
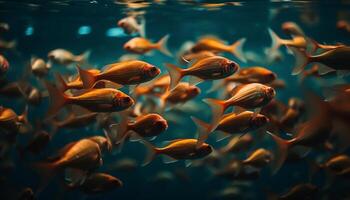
xmin=77 ymin=60 xmax=160 ymax=88
xmin=281 ymin=21 xmax=305 ymax=37
xmin=225 ymin=66 xmax=277 ymax=84
xmin=180 ymin=51 xmax=216 ymax=64
xmin=123 ymin=35 xmax=172 ymax=56
xmin=242 ymin=148 xmax=273 ymax=169
xmin=133 ymin=75 xmax=170 ymax=98
xmin=204 ymin=83 xmax=275 ymax=129
xmin=268 ymin=28 xmax=309 ymax=50
xmin=0 ymin=54 xmax=9 ymax=75
xmin=192 ymin=111 xmax=269 ymax=147
xmin=140 ymin=138 xmax=212 ymax=166
xmin=337 ymin=20 xmax=350 ymax=33
xmin=45 ymin=82 xmax=134 ymax=117
xmin=219 ymin=134 xmax=254 ymax=154
xmin=190 ymin=36 xmax=246 ymax=62
xmin=118 ymin=15 xmax=145 ymax=37
xmin=51 ymin=112 xmax=99 ymax=133
xmin=290 ymin=46 xmax=350 ymax=75
xmin=0 ymin=106 xmax=28 ymax=133
xmin=48 ymin=49 xmax=90 ymax=66
xmin=165 ymin=56 xmax=239 ymax=90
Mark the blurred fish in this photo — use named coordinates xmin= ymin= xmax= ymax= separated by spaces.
xmin=17 ymin=130 xmax=51 ymax=158
xmin=48 ymin=49 xmax=90 ymax=66
xmin=51 ymin=112 xmax=99 ymax=133
xmin=30 ymin=57 xmax=51 ymax=78
xmin=290 ymin=46 xmax=350 ymax=75
xmin=68 ymin=172 xmax=123 ymax=194
xmin=45 ymin=82 xmax=134 ymax=117
xmin=278 ymin=183 xmax=318 ymax=200
xmin=123 ymin=35 xmax=172 ymax=56
xmin=0 ymin=22 xmax=9 ymax=32
xmin=107 ymin=158 xmax=137 ymax=172
xmin=165 ymin=56 xmax=239 ymax=90
xmin=192 ymin=111 xmax=269 ymax=147
xmin=16 ymin=187 xmax=35 ymax=200
xmin=223 ymin=66 xmax=277 ymax=85
xmin=190 ymin=36 xmax=246 ymax=62
xmin=118 ymin=53 xmax=141 ymax=62
xmin=150 ymin=171 xmax=175 ymax=184
xmin=204 ymin=83 xmax=275 ymax=128
xmin=268 ymin=28 xmax=309 ymax=51
xmin=133 ymin=74 xmax=170 ymax=98
xmin=0 ymin=106 xmax=28 ymax=134
xmin=337 ymin=20 xmax=350 ymax=33
xmin=0 ymin=39 xmax=16 ymax=50
xmin=0 ymin=54 xmax=9 ymax=76
xmin=118 ymin=15 xmax=146 ymax=37
xmin=320 ymin=154 xmax=350 ymax=173
xmin=140 ymin=138 xmax=212 ymax=166
xmin=77 ymin=60 xmax=160 ymax=88
xmin=219 ymin=134 xmax=254 ymax=154
xmin=181 ymin=51 xmax=216 ymax=64
xmin=242 ymin=148 xmax=273 ymax=169
xmin=214 ymin=160 xmax=260 ymax=180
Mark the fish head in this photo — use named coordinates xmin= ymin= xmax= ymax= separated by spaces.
xmin=114 ymin=92 xmax=134 ymax=109
xmin=188 ymin=85 xmax=201 ymax=98
xmin=263 ymin=86 xmax=276 ymax=100
xmin=117 ymin=18 xmax=127 ymax=28
xmin=198 ymin=143 xmax=213 ymax=157
xmin=152 ymin=116 xmax=168 ymax=132
xmin=266 ymin=72 xmax=277 ymax=82
xmin=249 ymin=114 xmax=269 ymax=128
xmin=222 ymin=59 xmax=239 ymax=75
xmin=143 ymin=64 xmax=161 ymax=78
xmin=123 ymin=41 xmax=134 ymax=51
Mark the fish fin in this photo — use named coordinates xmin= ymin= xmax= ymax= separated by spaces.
xmin=289 ymin=46 xmax=309 ymax=75
xmin=128 ymin=84 xmax=138 ymax=94
xmin=138 ymin=135 xmax=157 ymax=166
xmin=76 ymin=65 xmax=96 ymax=88
xmin=202 ymin=98 xmax=226 ymax=131
xmin=230 ymin=38 xmax=247 ymax=62
xmin=317 ymin=63 xmax=335 ymax=75
xmin=157 ymin=34 xmax=172 ymax=57
xmin=139 ymin=17 xmax=146 ymax=38
xmin=336 ymin=70 xmax=350 ymax=77
xmin=164 ymin=63 xmax=183 ymax=90
xmin=207 ymin=80 xmax=223 ymax=94
xmin=184 ymin=160 xmax=192 ymax=167
xmin=129 ymin=131 xmax=143 ymax=142
xmin=55 ymin=73 xmax=68 ymax=92
xmin=266 ymin=131 xmax=291 ymax=175
xmin=76 ymin=50 xmax=91 ymax=64
xmin=268 ymin=28 xmax=282 ymax=50
xmin=64 ymin=168 xmax=87 ymax=187
xmin=191 ymin=116 xmax=212 ymax=149
xmin=188 ymin=76 xmax=204 ymax=86
xmin=92 ymin=80 xmax=123 ymax=89
xmin=18 ymin=105 xmax=29 ymax=124
xmin=216 ymin=131 xmax=231 ymax=142
xmin=162 ymin=155 xmax=177 ymax=164
xmin=45 ymin=81 xmax=68 ymax=118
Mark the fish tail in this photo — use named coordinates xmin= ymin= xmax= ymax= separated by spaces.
xmin=55 ymin=73 xmax=68 ymax=92
xmin=191 ymin=116 xmax=212 ymax=149
xmin=164 ymin=63 xmax=183 ymax=90
xmin=77 ymin=65 xmax=96 ymax=88
xmin=139 ymin=17 xmax=146 ymax=38
xmin=202 ymin=98 xmax=226 ymax=131
xmin=230 ymin=38 xmax=247 ymax=63
xmin=18 ymin=105 xmax=28 ymax=124
xmin=76 ymin=50 xmax=91 ymax=64
xmin=45 ymin=81 xmax=68 ymax=118
xmin=268 ymin=28 xmax=282 ymax=50
xmin=157 ymin=34 xmax=172 ymax=57
xmin=289 ymin=47 xmax=309 ymax=75
xmin=138 ymin=136 xmax=157 ymax=166
xmin=266 ymin=131 xmax=292 ymax=175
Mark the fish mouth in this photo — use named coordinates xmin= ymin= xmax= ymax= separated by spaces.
xmin=147 ymin=66 xmax=161 ymax=77
xmin=265 ymin=87 xmax=276 ymax=98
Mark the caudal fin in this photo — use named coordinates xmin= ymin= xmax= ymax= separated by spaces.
xmin=289 ymin=47 xmax=309 ymax=75
xmin=157 ymin=34 xmax=172 ymax=57
xmin=76 ymin=50 xmax=91 ymax=64
xmin=230 ymin=38 xmax=247 ymax=63
xmin=138 ymin=136 xmax=157 ymax=166
xmin=164 ymin=63 xmax=183 ymax=90
xmin=266 ymin=131 xmax=291 ymax=175
xmin=77 ymin=65 xmax=96 ymax=88
xmin=191 ymin=116 xmax=213 ymax=149
xmin=268 ymin=28 xmax=282 ymax=50
xmin=45 ymin=81 xmax=67 ymax=118
xmin=55 ymin=73 xmax=68 ymax=92
xmin=203 ymin=98 xmax=226 ymax=131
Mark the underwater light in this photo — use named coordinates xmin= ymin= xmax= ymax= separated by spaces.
xmin=78 ymin=26 xmax=91 ymax=35
xmin=25 ymin=26 xmax=34 ymax=36
xmin=106 ymin=27 xmax=128 ymax=37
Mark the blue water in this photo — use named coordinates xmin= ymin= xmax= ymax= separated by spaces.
xmin=1 ymin=1 xmax=350 ymax=200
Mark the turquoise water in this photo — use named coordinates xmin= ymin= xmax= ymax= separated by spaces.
xmin=0 ymin=1 xmax=350 ymax=200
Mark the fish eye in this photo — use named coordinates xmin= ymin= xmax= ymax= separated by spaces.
xmin=122 ymin=97 xmax=131 ymax=104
